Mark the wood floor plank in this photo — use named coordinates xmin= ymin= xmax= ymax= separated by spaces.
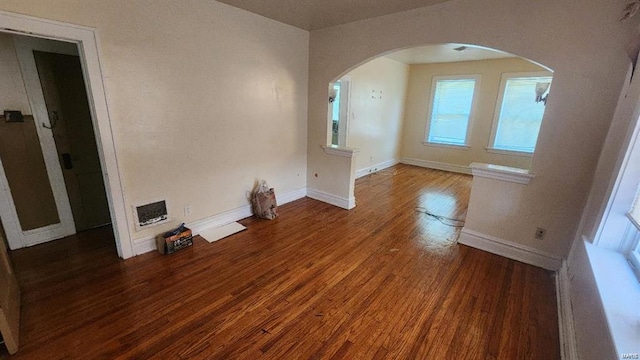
xmin=2 ymin=164 xmax=560 ymax=359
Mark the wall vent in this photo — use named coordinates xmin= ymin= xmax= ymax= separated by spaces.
xmin=134 ymin=200 xmax=168 ymax=230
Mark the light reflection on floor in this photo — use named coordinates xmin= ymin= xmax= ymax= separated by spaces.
xmin=415 ymin=191 xmax=463 ymax=254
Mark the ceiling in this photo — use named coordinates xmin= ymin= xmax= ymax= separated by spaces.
xmin=216 ymin=0 xmax=453 ymax=31
xmin=385 ymin=44 xmax=516 ymax=64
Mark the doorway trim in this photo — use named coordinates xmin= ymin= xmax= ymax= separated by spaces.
xmin=0 ymin=11 xmax=133 ymax=258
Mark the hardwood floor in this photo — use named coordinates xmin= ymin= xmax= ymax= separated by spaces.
xmin=2 ymin=165 xmax=560 ymax=359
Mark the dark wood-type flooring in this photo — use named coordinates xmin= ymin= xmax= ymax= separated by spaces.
xmin=2 ymin=165 xmax=560 ymax=359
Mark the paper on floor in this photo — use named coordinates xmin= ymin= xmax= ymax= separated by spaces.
xmin=199 ymin=222 xmax=246 ymax=243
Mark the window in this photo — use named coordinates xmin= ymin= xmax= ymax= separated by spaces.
xmin=489 ymin=72 xmax=552 ymax=153
xmin=331 ymin=82 xmax=341 ymax=146
xmin=628 ymin=186 xmax=640 ymax=278
xmin=425 ymin=75 xmax=479 ymax=146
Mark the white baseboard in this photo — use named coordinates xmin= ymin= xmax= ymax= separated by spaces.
xmin=356 ymin=158 xmax=399 ymax=179
xmin=556 ymin=261 xmax=579 ymax=360
xmin=400 ymin=157 xmax=472 ymax=175
xmin=132 ymin=187 xmax=308 ymax=255
xmin=307 ymin=188 xmax=355 ymax=210
xmin=458 ymin=228 xmax=562 ymax=270
xmin=133 ymin=234 xmax=157 ymax=255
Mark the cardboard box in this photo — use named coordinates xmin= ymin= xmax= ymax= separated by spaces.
xmin=156 ymin=227 xmax=193 ymax=254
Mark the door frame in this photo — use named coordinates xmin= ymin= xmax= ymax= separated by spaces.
xmin=0 ymin=11 xmax=133 ymax=258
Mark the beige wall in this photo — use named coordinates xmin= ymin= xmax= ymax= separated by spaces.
xmin=401 ymin=58 xmax=549 ymax=170
xmin=343 ymin=57 xmax=408 ymax=173
xmin=308 ymin=0 xmax=633 ymax=256
xmin=307 ymin=2 xmax=636 ymax=358
xmin=0 ymin=1 xmax=309 ymax=240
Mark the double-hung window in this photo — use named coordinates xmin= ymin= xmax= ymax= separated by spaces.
xmin=489 ymin=72 xmax=552 ymax=154
xmin=425 ymin=75 xmax=479 ymax=147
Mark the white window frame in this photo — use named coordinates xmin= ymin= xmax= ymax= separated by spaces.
xmin=487 ymin=71 xmax=553 ymax=155
xmin=423 ymin=74 xmax=480 ymax=149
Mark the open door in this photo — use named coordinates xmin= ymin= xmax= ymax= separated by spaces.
xmin=33 ymin=51 xmax=111 ymax=232
xmin=0 ymin=225 xmax=20 ymax=354
xmin=0 ymin=35 xmax=76 ymax=250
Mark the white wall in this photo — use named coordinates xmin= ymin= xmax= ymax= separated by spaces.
xmin=308 ymin=0 xmax=636 ymax=257
xmin=401 ymin=58 xmax=549 ymax=171
xmin=343 ymin=57 xmax=408 ymax=173
xmin=0 ymin=1 xmax=309 ymax=241
xmin=566 ymin=61 xmax=640 ymax=360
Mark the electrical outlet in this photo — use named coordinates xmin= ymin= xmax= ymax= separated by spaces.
xmin=535 ymin=227 xmax=546 ymax=240
xmin=184 ymin=205 xmax=192 ymax=217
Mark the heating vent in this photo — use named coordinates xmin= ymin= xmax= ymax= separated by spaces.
xmin=135 ymin=200 xmax=168 ymax=229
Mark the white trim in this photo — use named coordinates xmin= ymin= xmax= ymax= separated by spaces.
xmin=556 ymin=261 xmax=579 ymax=360
xmin=188 ymin=205 xmax=252 ymax=237
xmin=458 ymin=227 xmax=562 ymax=270
xmin=0 ymin=11 xmax=132 ymax=258
xmin=485 ymin=147 xmax=534 ymax=157
xmin=422 ymin=142 xmax=470 ymax=151
xmin=629 ymin=250 xmax=640 ymax=281
xmin=322 ymin=145 xmax=360 ymax=158
xmin=399 ymin=157 xmax=472 ymax=175
xmin=307 ymin=188 xmax=355 ymax=210
xmin=132 ymin=187 xmax=308 ymax=255
xmin=355 ymin=158 xmax=399 ymax=179
xmin=424 ymin=74 xmax=481 ymax=147
xmin=275 ymin=187 xmax=308 ymax=205
xmin=133 ymin=234 xmax=157 ymax=255
xmin=469 ymin=162 xmax=534 ymax=184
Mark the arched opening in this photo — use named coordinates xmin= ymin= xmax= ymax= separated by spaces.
xmin=326 ymin=43 xmax=553 ymax=178
xmin=316 ymin=43 xmax=556 ymax=252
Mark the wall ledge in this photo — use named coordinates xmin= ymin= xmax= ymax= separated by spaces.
xmin=322 ymin=145 xmax=360 ymax=158
xmin=584 ymin=239 xmax=640 ymax=357
xmin=458 ymin=227 xmax=562 ymax=270
xmin=470 ymin=162 xmax=534 ymax=184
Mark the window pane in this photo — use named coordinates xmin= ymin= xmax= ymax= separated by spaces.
xmin=494 ymin=76 xmax=551 ymax=153
xmin=331 ymin=83 xmax=341 ymax=121
xmin=630 ymin=186 xmax=640 ymax=230
xmin=428 ymin=79 xmax=476 ymax=145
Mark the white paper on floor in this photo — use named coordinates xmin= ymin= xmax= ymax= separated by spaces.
xmin=199 ymin=222 xmax=246 ymax=243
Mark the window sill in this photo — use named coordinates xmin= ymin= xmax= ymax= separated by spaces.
xmin=469 ymin=162 xmax=534 ymax=184
xmin=485 ymin=147 xmax=534 ymax=157
xmin=585 ymin=240 xmax=640 ymax=356
xmin=322 ymin=145 xmax=359 ymax=158
xmin=422 ymin=142 xmax=470 ymax=150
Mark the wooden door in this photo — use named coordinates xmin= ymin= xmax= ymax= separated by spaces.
xmin=34 ymin=51 xmax=111 ymax=231
xmin=0 ymin=224 xmax=20 ymax=354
